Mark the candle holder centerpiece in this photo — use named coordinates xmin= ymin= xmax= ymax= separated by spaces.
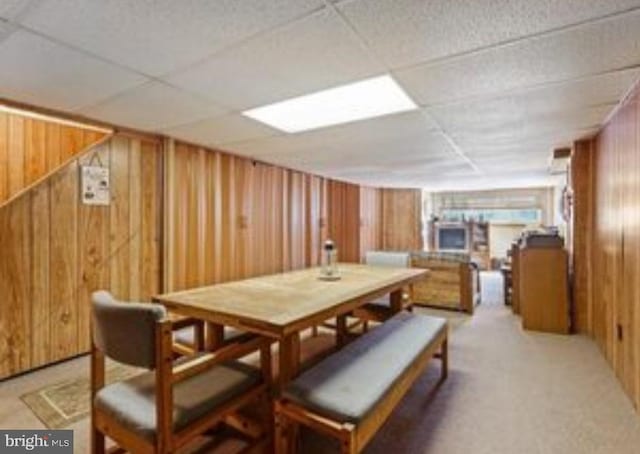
xmin=318 ymin=239 xmax=340 ymax=281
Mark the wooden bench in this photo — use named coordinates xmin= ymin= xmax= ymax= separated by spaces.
xmin=275 ymin=312 xmax=448 ymax=453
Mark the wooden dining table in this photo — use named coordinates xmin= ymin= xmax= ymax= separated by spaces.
xmin=153 ymin=263 xmax=428 ymax=389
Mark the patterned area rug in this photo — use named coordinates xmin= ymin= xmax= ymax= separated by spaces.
xmin=21 ymin=364 xmax=142 ymax=429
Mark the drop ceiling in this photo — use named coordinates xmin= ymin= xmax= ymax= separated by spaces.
xmin=1 ymin=0 xmax=639 ymax=191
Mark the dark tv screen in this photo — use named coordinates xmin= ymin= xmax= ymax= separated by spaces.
xmin=439 ymin=228 xmax=467 ymax=250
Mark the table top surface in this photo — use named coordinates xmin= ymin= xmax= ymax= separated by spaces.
xmin=154 ymin=263 xmax=427 ymax=337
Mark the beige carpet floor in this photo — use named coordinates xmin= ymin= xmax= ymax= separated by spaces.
xmin=1 ymin=302 xmax=639 ymax=453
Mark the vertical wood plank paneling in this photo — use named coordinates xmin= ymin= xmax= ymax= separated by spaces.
xmin=24 ymin=119 xmax=47 ymax=185
xmin=184 ymin=146 xmax=201 ymax=288
xmin=128 ymin=140 xmax=142 ymax=301
xmin=203 ymin=150 xmax=217 ymax=284
xmin=619 ymin=93 xmax=638 ymax=402
xmin=30 ymin=184 xmax=51 ymax=367
xmin=109 ymin=136 xmax=131 ymax=300
xmin=360 ymin=186 xmax=382 ymax=261
xmin=381 ymin=188 xmax=423 ymax=251
xmin=0 ymin=112 xmax=8 ymax=202
xmin=235 ymin=158 xmax=251 ymax=279
xmin=289 ymin=171 xmax=307 ymax=269
xmin=0 ymin=130 xmax=161 ymax=379
xmin=305 ymin=175 xmax=323 ymax=267
xmin=0 ymin=114 xmax=108 ymax=210
xmin=140 ymin=141 xmax=161 ymax=300
xmin=221 ymin=152 xmax=238 ymax=282
xmin=45 ymin=123 xmax=62 ymax=170
xmin=327 ymin=180 xmax=361 ymax=263
xmin=0 ymin=196 xmax=32 ymax=377
xmin=49 ymin=161 xmax=79 ymax=361
xmin=77 ymin=143 xmax=110 ymax=353
xmin=571 ymin=140 xmax=593 ymax=334
xmin=163 ymin=142 xmax=377 ymax=290
xmin=8 ymin=115 xmax=25 ymax=198
xmin=589 ymin=82 xmax=640 ymax=411
xmin=60 ymin=125 xmax=85 ymax=162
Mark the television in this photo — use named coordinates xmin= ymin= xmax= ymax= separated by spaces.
xmin=437 ymin=227 xmax=468 ymax=251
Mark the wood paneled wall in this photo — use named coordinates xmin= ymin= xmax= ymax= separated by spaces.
xmin=0 ymin=121 xmax=425 ymax=379
xmin=359 ymin=186 xmax=382 ymax=262
xmin=0 ymin=134 xmax=162 ymax=379
xmin=571 ymin=139 xmax=594 ymax=334
xmin=381 ymin=188 xmax=423 ymax=251
xmin=0 ymin=111 xmax=109 ymax=209
xmin=163 ymin=141 xmax=388 ymax=291
xmin=327 ymin=180 xmax=362 ymax=264
xmin=163 ymin=141 xmax=340 ymax=291
xmin=573 ymin=81 xmax=640 ymax=410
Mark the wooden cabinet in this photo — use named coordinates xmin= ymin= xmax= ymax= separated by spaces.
xmin=516 ymin=243 xmax=570 ymax=334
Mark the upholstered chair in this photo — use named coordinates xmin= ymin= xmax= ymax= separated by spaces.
xmin=90 ymin=291 xmax=272 ymax=454
xmin=352 ymin=251 xmax=414 ymax=331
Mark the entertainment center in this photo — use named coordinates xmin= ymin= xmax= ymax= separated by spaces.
xmin=428 ymin=220 xmax=491 ymax=269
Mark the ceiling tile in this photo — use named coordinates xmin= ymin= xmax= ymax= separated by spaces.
xmin=19 ymin=0 xmax=325 ymax=76
xmin=0 ymin=0 xmax=33 ymax=20
xmin=417 ymin=170 xmax=561 ymax=192
xmin=0 ymin=19 xmax=16 ymax=43
xmin=447 ymin=105 xmax=611 ymax=147
xmin=165 ymin=8 xmax=383 ymax=110
xmin=162 ymin=113 xmax=279 ymax=146
xmin=395 ymin=10 xmax=640 ymax=106
xmin=428 ymin=69 xmax=639 ymax=131
xmin=225 ymin=115 xmax=470 ymax=185
xmin=228 ymin=110 xmax=439 ymax=155
xmin=0 ymin=29 xmax=146 ymax=111
xmin=339 ymin=0 xmax=640 ymax=68
xmin=77 ymin=81 xmax=226 ymax=131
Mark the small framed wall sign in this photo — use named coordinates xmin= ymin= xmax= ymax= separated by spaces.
xmin=81 ymin=165 xmax=110 ymax=206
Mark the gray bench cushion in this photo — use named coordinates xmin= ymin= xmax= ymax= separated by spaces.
xmin=174 ymin=326 xmax=243 ymax=346
xmin=95 ymin=359 xmax=260 ymax=441
xmin=283 ymin=312 xmax=446 ymax=423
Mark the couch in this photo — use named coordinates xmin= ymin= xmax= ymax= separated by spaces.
xmin=410 ymin=251 xmax=480 ymax=314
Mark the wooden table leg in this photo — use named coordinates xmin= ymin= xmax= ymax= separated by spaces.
xmin=277 ymin=333 xmax=300 ymax=393
xmin=336 ymin=314 xmax=348 ymax=347
xmin=277 ymin=332 xmax=301 ymax=454
xmin=390 ymin=288 xmax=403 ymax=313
xmin=205 ymin=322 xmax=224 ymax=351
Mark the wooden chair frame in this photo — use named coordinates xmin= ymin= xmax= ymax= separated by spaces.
xmin=274 ymin=328 xmax=448 ymax=454
xmin=352 ymin=286 xmax=414 ymax=333
xmin=170 ymin=316 xmax=206 ymax=356
xmin=91 ymin=318 xmax=273 ymax=454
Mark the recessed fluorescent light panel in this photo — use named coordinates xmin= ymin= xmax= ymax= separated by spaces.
xmin=242 ymin=75 xmax=417 ymax=133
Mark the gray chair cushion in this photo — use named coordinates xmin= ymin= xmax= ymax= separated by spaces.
xmin=283 ymin=312 xmax=446 ymax=423
xmin=364 ymin=252 xmax=411 ymax=308
xmin=174 ymin=326 xmax=244 ymax=346
xmin=92 ymin=291 xmax=167 ymax=369
xmin=365 ymin=251 xmax=411 ymax=268
xmin=95 ymin=359 xmax=260 ymax=441
xmin=366 ymin=296 xmax=391 ymax=308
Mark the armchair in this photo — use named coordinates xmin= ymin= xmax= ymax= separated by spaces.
xmin=90 ymin=291 xmax=272 ymax=454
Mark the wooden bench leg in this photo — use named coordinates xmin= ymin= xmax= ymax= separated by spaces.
xmin=340 ymin=426 xmax=356 ymax=454
xmin=91 ymin=427 xmax=105 ymax=454
xmin=441 ymin=338 xmax=448 ymax=381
